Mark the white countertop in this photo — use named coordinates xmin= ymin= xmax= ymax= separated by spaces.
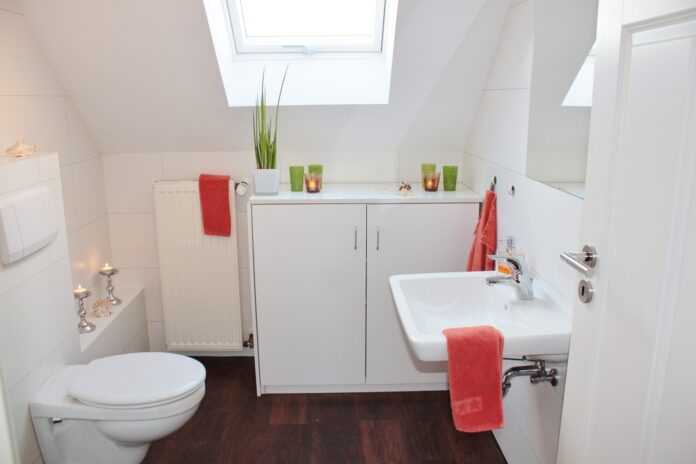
xmin=249 ymin=183 xmax=482 ymax=205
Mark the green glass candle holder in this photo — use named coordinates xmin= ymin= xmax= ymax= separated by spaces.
xmin=308 ymin=164 xmax=323 ymax=189
xmin=289 ymin=166 xmax=304 ymax=192
xmin=443 ymin=165 xmax=458 ymax=191
xmin=421 ymin=163 xmax=436 ymax=188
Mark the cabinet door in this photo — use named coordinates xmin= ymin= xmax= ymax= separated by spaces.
xmin=366 ymin=203 xmax=478 ymax=385
xmin=253 ymin=204 xmax=366 ymax=386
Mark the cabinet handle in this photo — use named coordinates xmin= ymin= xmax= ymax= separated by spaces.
xmin=376 ymin=227 xmax=380 ymax=251
xmin=354 ymin=226 xmax=358 ymax=250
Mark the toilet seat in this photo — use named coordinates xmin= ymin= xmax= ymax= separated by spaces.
xmin=68 ymin=352 xmax=206 ymax=409
xmin=31 ymin=354 xmax=206 ymax=422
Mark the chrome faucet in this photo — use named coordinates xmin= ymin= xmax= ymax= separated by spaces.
xmin=486 ymin=255 xmax=534 ymax=300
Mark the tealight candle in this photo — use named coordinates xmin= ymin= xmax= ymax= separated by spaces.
xmin=73 ymin=284 xmax=95 ymax=334
xmin=305 ymin=172 xmax=322 ymax=193
xmin=423 ymin=172 xmax=441 ymax=192
xmin=74 ymin=284 xmax=88 ymax=298
xmin=99 ymin=263 xmax=121 ymax=305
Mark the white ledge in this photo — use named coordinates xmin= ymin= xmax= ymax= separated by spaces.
xmin=79 ymin=287 xmax=145 ymax=352
xmin=249 ymin=183 xmax=482 ymax=205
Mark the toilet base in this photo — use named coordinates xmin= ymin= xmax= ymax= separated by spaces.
xmin=33 ymin=417 xmax=150 ymax=464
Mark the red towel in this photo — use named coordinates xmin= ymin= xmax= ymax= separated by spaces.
xmin=467 ymin=190 xmax=497 ymax=271
xmin=443 ymin=326 xmax=504 ymax=432
xmin=198 ymin=174 xmax=231 ymax=237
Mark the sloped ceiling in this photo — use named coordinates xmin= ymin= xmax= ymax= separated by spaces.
xmin=19 ymin=0 xmax=507 ymax=154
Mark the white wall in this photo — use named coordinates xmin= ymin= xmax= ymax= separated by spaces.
xmin=103 ymin=149 xmax=469 ymax=350
xmin=0 ymin=0 xmax=112 ymax=297
xmin=0 ymin=366 xmax=18 ymax=464
xmin=13 ymin=0 xmax=513 ymax=352
xmin=17 ymin=0 xmax=508 ymax=154
xmin=462 ymin=1 xmax=583 ymax=463
xmin=0 ymin=3 xmax=147 ymax=462
xmin=0 ymin=155 xmax=148 ymax=464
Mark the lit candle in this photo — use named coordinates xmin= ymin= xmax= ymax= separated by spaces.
xmin=74 ymin=284 xmax=88 ymax=298
xmin=423 ymin=172 xmax=440 ymax=192
xmin=101 ymin=262 xmax=113 ymax=273
xmin=305 ymin=173 xmax=321 ymax=193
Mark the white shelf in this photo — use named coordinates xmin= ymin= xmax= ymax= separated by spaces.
xmin=79 ymin=287 xmax=144 ymax=351
xmin=249 ymin=183 xmax=482 ymax=205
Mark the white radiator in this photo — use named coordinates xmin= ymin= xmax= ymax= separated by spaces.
xmin=154 ymin=180 xmax=242 ymax=351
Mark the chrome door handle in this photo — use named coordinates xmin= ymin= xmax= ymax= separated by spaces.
xmin=376 ymin=227 xmax=380 ymax=251
xmin=560 ymin=245 xmax=597 ymax=277
xmin=354 ymin=226 xmax=358 ymax=250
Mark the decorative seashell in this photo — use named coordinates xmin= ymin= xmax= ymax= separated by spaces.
xmin=92 ymin=298 xmax=113 ymax=318
xmin=397 ymin=181 xmax=413 ymax=196
xmin=5 ymin=140 xmax=38 ymax=157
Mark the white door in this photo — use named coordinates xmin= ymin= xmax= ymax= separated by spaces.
xmin=366 ymin=203 xmax=478 ymax=385
xmin=252 ymin=204 xmax=367 ymax=386
xmin=558 ymin=1 xmax=696 ymax=462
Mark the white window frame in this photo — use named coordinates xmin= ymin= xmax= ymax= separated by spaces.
xmin=226 ymin=0 xmax=386 ymax=55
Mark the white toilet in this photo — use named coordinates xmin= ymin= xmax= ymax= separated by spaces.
xmin=30 ymin=352 xmax=206 ymax=464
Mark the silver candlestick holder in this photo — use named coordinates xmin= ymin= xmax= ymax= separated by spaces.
xmin=99 ymin=265 xmax=121 ymax=306
xmin=74 ymin=286 xmax=96 ymax=334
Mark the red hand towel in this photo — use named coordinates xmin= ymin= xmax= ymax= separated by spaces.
xmin=198 ymin=174 xmax=231 ymax=237
xmin=443 ymin=326 xmax=504 ymax=432
xmin=467 ymin=190 xmax=497 ymax=271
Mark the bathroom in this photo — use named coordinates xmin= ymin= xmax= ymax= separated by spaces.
xmin=0 ymin=0 xmax=695 ymax=462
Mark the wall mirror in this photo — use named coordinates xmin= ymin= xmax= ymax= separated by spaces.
xmin=526 ymin=0 xmax=598 ymax=199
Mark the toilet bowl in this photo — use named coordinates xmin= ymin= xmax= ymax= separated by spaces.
xmin=30 ymin=352 xmax=206 ymax=464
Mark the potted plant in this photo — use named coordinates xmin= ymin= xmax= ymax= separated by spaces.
xmin=253 ymin=68 xmax=287 ymax=194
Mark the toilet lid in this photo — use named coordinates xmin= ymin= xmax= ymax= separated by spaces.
xmin=68 ymin=352 xmax=206 ymax=409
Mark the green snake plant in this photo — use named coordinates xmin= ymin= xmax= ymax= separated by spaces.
xmin=253 ymin=67 xmax=288 ymax=169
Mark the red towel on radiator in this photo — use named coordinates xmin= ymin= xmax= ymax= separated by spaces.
xmin=467 ymin=190 xmax=497 ymax=271
xmin=443 ymin=326 xmax=504 ymax=432
xmin=198 ymin=174 xmax=231 ymax=237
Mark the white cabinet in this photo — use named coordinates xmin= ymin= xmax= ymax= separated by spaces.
xmin=366 ymin=203 xmax=478 ymax=385
xmin=250 ymin=189 xmax=480 ymax=393
xmin=252 ymin=204 xmax=366 ymax=386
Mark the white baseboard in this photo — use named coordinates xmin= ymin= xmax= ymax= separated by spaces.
xmin=171 ymin=348 xmax=255 ymax=357
xmin=261 ymin=382 xmax=449 ymax=394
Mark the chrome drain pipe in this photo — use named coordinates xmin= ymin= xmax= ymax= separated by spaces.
xmin=502 ymin=359 xmax=559 ymax=397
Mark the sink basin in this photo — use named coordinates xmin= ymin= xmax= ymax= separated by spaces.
xmin=389 ymin=271 xmax=572 ymax=361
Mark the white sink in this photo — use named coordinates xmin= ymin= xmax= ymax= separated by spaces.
xmin=389 ymin=271 xmax=572 ymax=361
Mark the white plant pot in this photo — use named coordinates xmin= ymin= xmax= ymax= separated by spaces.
xmin=253 ymin=168 xmax=280 ymax=195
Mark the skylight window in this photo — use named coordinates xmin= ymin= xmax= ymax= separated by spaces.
xmin=204 ymin=0 xmax=398 ymax=106
xmin=562 ymin=44 xmax=596 ymax=108
xmin=228 ymin=0 xmax=386 ymax=54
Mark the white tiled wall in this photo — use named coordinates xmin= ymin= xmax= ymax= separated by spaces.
xmin=0 ymin=155 xmax=148 ymax=464
xmin=0 ymin=371 xmax=16 ymax=463
xmin=0 ymin=3 xmax=112 ymax=295
xmin=0 ymin=4 xmax=147 ymax=462
xmin=462 ymin=1 xmax=583 ymax=463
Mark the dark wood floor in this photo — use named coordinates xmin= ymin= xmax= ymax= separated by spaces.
xmin=144 ymin=357 xmax=506 ymax=464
